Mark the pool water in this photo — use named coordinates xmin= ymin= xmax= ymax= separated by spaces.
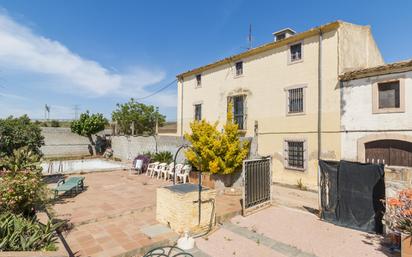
xmin=42 ymin=159 xmax=126 ymax=175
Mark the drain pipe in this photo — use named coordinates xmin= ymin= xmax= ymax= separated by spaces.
xmin=179 ymin=78 xmax=184 ymax=137
xmin=317 ymin=29 xmax=323 ymax=161
xmin=317 ymin=29 xmax=323 ymax=214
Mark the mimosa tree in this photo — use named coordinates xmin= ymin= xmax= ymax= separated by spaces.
xmin=184 ymin=103 xmax=249 ymax=175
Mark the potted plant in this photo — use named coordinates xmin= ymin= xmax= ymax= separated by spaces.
xmin=384 ymin=189 xmax=412 ymax=256
xmin=184 ymin=103 xmax=250 ymax=190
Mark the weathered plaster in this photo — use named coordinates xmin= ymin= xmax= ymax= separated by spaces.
xmin=341 ymin=70 xmax=412 ymax=162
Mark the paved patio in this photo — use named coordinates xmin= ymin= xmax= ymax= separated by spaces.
xmin=196 ymin=206 xmax=395 ymax=257
xmin=51 ymin=170 xmax=242 ymax=257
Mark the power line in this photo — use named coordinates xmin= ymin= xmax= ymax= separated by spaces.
xmin=73 ymin=105 xmax=80 ymax=120
xmin=134 ymin=79 xmax=177 ymax=100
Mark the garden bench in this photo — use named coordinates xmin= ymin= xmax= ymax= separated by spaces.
xmin=54 ymin=176 xmax=85 ymax=198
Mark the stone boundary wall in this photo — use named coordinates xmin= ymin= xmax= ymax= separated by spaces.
xmin=41 ymin=127 xmax=110 ymax=158
xmin=111 ymin=135 xmax=188 ymax=162
xmin=385 ymin=167 xmax=412 ymax=198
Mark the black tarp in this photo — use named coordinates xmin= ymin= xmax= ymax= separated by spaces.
xmin=319 ymin=160 xmax=385 ymax=233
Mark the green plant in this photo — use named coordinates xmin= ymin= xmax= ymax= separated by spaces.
xmin=0 ymin=212 xmax=62 ymax=251
xmin=0 ymin=115 xmax=44 ymax=157
xmin=0 ymin=170 xmax=48 ymax=216
xmin=184 ymin=103 xmax=249 ymax=175
xmin=296 ymin=178 xmax=307 ymax=191
xmin=0 ymin=148 xmax=48 ymax=216
xmin=50 ymin=120 xmax=60 ymax=127
xmin=0 ymin=147 xmax=41 ymax=172
xmin=152 ymin=151 xmax=173 ymax=163
xmin=71 ymin=111 xmax=108 ymax=155
xmin=112 ymin=98 xmax=165 ymax=135
xmin=142 ymin=151 xmax=154 ymax=160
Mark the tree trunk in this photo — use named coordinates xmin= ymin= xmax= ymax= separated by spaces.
xmin=88 ymin=135 xmax=96 ymax=155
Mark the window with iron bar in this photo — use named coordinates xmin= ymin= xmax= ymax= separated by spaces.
xmin=288 ymin=87 xmax=304 ymax=113
xmin=285 ymin=140 xmax=305 ymax=170
xmin=228 ymin=95 xmax=246 ymax=130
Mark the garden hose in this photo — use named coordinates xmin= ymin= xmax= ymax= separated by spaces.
xmin=192 ymin=198 xmax=216 ymax=239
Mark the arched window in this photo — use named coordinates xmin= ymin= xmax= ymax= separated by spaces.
xmin=365 ymin=140 xmax=412 ymax=167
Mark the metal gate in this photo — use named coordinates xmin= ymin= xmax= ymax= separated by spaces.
xmin=242 ymin=158 xmax=272 ymax=216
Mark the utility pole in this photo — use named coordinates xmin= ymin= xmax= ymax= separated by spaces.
xmin=155 ymin=107 xmax=159 ymax=136
xmin=73 ymin=105 xmax=80 ymax=120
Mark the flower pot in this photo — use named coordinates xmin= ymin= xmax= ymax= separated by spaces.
xmin=189 ymin=171 xmax=215 ymax=189
xmin=402 ymin=233 xmax=412 ymax=257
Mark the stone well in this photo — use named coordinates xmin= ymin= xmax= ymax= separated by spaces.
xmin=156 ymin=184 xmax=217 ymax=234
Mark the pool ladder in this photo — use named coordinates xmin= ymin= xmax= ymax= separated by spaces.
xmin=47 ymin=160 xmax=64 ymax=174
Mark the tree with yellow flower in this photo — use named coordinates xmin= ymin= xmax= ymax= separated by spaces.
xmin=184 ymin=103 xmax=250 ymax=175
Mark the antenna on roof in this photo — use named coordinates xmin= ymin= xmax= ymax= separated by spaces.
xmin=248 ymin=23 xmax=252 ymax=50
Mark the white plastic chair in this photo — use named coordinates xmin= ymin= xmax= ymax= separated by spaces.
xmin=166 ymin=163 xmax=183 ymax=181
xmin=147 ymin=162 xmax=159 ymax=177
xmin=154 ymin=163 xmax=167 ymax=179
xmin=161 ymin=163 xmax=174 ymax=180
xmin=177 ymin=164 xmax=191 ymax=184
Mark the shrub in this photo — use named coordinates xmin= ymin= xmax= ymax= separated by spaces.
xmin=0 ymin=212 xmax=61 ymax=251
xmin=50 ymin=120 xmax=60 ymax=127
xmin=384 ymin=189 xmax=412 ymax=236
xmin=142 ymin=151 xmax=154 ymax=160
xmin=184 ymin=103 xmax=249 ymax=175
xmin=0 ymin=170 xmax=48 ymax=216
xmin=152 ymin=151 xmax=173 ymax=163
xmin=0 ymin=148 xmax=48 ymax=216
xmin=0 ymin=147 xmax=41 ymax=172
xmin=0 ymin=115 xmax=44 ymax=157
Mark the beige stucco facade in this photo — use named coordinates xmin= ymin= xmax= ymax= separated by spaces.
xmin=176 ymin=21 xmax=384 ymax=190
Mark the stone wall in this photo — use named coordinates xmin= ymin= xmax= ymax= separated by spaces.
xmin=156 ymin=185 xmax=217 ymax=234
xmin=111 ymin=135 xmax=188 ymax=162
xmin=41 ymin=127 xmax=110 ymax=158
xmin=385 ymin=167 xmax=412 ymax=198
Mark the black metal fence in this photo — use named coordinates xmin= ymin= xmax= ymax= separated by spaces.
xmin=242 ymin=158 xmax=272 ymax=216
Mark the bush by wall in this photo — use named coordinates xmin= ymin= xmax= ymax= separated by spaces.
xmin=184 ymin=103 xmax=249 ymax=175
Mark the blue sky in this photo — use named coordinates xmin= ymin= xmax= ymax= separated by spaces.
xmin=0 ymin=0 xmax=411 ymax=121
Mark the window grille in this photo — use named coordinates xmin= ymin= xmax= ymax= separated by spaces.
xmin=288 ymin=87 xmax=304 ymax=113
xmin=286 ymin=141 xmax=305 ymax=169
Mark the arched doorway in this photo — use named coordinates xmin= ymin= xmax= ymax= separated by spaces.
xmin=365 ymin=139 xmax=412 ymax=167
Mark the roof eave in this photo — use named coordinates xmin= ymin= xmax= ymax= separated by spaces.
xmin=176 ymin=21 xmax=342 ymax=79
xmin=339 ymin=60 xmax=412 ymax=81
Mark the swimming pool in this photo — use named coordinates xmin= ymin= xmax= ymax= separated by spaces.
xmin=42 ymin=158 xmax=127 ymax=175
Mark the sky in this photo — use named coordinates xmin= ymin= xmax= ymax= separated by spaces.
xmin=0 ymin=0 xmax=411 ymax=121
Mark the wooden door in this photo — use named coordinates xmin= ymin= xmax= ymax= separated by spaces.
xmin=365 ymin=140 xmax=412 ymax=167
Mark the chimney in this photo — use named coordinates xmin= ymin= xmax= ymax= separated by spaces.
xmin=272 ymin=28 xmax=296 ymax=42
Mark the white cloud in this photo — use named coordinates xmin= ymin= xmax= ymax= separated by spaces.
xmin=0 ymin=92 xmax=27 ymax=100
xmin=0 ymin=12 xmax=171 ymax=101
